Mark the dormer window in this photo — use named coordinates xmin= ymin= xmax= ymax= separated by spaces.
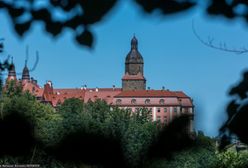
xmin=131 ymin=99 xmax=136 ymax=104
xmin=116 ymin=99 xmax=122 ymax=105
xmin=159 ymin=99 xmax=165 ymax=105
xmin=145 ymin=99 xmax=150 ymax=104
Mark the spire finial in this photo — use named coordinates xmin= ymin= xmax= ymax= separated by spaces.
xmin=25 ymin=59 xmax=27 ymax=67
xmin=131 ymin=35 xmax=138 ymax=50
xmin=25 ymin=45 xmax=29 ymax=66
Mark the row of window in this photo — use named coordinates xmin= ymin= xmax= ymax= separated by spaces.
xmin=126 ymin=107 xmax=189 ymax=113
xmin=157 ymin=116 xmax=167 ymax=124
xmin=116 ymin=98 xmax=166 ymax=105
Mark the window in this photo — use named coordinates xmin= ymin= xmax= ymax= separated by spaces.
xmin=164 ymin=116 xmax=167 ymax=124
xmin=185 ymin=108 xmax=189 ymax=113
xmin=116 ymin=99 xmax=122 ymax=105
xmin=159 ymin=99 xmax=165 ymax=105
xmin=164 ymin=108 xmax=167 ymax=112
xmin=131 ymin=99 xmax=137 ymax=104
xmin=157 ymin=116 xmax=161 ymax=121
xmin=174 ymin=107 xmax=177 ymax=112
xmin=149 ymin=108 xmax=152 ymax=112
xmin=145 ymin=99 xmax=150 ymax=104
xmin=157 ymin=108 xmax=161 ymax=113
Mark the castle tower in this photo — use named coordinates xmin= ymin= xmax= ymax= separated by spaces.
xmin=122 ymin=36 xmax=146 ymax=90
xmin=7 ymin=57 xmax=16 ymax=81
xmin=22 ymin=60 xmax=30 ymax=81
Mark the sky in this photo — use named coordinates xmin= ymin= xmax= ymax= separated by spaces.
xmin=1 ymin=1 xmax=248 ymax=136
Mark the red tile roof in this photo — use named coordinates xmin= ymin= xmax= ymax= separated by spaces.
xmin=22 ymin=82 xmax=43 ymax=97
xmin=44 ymin=88 xmax=122 ymax=106
xmin=84 ymin=89 xmax=122 ymax=104
xmin=115 ymin=90 xmax=189 ymax=98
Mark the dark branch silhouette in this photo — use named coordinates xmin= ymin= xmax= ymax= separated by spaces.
xmin=192 ymin=20 xmax=248 ymax=54
xmin=2 ymin=0 xmax=248 ymax=49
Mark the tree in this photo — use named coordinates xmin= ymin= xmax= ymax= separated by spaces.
xmin=1 ymin=0 xmax=246 ymax=48
xmin=215 ymin=150 xmax=248 ymax=168
xmin=219 ymin=71 xmax=248 ymax=146
xmin=145 ymin=132 xmax=218 ymax=168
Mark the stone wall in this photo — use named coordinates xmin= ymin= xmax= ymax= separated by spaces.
xmin=122 ymin=79 xmax=146 ymax=91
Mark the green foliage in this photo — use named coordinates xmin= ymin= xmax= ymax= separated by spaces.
xmin=4 ymin=87 xmax=242 ymax=168
xmin=57 ymin=98 xmax=157 ymax=167
xmin=1 ymin=84 xmax=63 ymax=147
xmin=123 ymin=119 xmax=158 ymax=167
xmin=145 ymin=132 xmax=218 ymax=168
xmin=4 ymin=80 xmax=23 ymax=98
xmin=215 ymin=150 xmax=248 ymax=168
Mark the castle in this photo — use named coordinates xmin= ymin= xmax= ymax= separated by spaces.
xmin=6 ymin=36 xmax=194 ymax=130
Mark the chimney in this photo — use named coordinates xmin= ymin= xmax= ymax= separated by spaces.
xmin=44 ymin=81 xmax=54 ymax=95
xmin=148 ymin=87 xmax=150 ymax=90
xmin=113 ymin=85 xmax=115 ymax=90
xmin=95 ymin=87 xmax=98 ymax=92
xmin=162 ymin=86 xmax=165 ymax=91
xmin=47 ymin=80 xmax=53 ymax=87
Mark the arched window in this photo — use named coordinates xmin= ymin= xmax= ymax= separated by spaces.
xmin=145 ymin=99 xmax=150 ymax=104
xmin=131 ymin=99 xmax=136 ymax=104
xmin=116 ymin=99 xmax=122 ymax=105
xmin=159 ymin=99 xmax=165 ymax=105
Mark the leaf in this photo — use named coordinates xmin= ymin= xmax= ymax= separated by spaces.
xmin=14 ymin=21 xmax=32 ymax=37
xmin=31 ymin=8 xmax=51 ymax=22
xmin=0 ymin=42 xmax=3 ymax=53
xmin=75 ymin=29 xmax=94 ymax=48
xmin=134 ymin=0 xmax=196 ymax=15
xmin=45 ymin=21 xmax=63 ymax=37
xmin=80 ymin=0 xmax=118 ymax=24
xmin=8 ymin=7 xmax=25 ymax=18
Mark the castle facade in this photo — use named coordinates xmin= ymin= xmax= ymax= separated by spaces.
xmin=6 ymin=36 xmax=194 ymax=130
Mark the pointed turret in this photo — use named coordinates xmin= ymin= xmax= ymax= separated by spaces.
xmin=22 ymin=60 xmax=30 ymax=81
xmin=7 ymin=57 xmax=16 ymax=81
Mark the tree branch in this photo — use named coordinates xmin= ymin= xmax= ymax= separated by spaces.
xmin=192 ymin=20 xmax=248 ymax=54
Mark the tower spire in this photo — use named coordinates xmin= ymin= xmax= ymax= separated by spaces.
xmin=131 ymin=35 xmax=138 ymax=50
xmin=22 ymin=46 xmax=30 ymax=81
xmin=22 ymin=59 xmax=30 ymax=81
xmin=11 ymin=56 xmax=13 ymax=64
xmin=7 ymin=56 xmax=16 ymax=81
xmin=122 ymin=36 xmax=146 ymax=91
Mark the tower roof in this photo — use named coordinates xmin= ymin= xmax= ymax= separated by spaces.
xmin=125 ymin=36 xmax=143 ymax=64
xmin=7 ymin=57 xmax=16 ymax=80
xmin=22 ymin=60 xmax=30 ymax=81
